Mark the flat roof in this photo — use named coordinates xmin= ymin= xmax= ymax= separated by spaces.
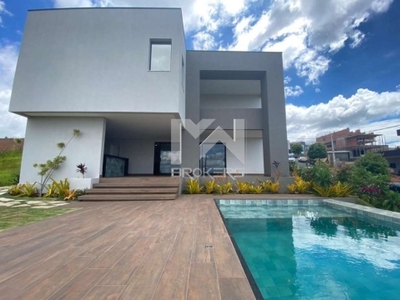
xmin=29 ymin=7 xmax=182 ymax=12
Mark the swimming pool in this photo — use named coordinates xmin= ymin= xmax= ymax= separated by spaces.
xmin=217 ymin=200 xmax=400 ymax=300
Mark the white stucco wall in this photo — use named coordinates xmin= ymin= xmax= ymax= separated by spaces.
xmin=226 ymin=138 xmax=264 ymax=174
xmin=20 ymin=117 xmax=106 ymax=185
xmin=10 ymin=8 xmax=186 ymax=118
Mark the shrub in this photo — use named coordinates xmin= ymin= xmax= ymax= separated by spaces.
xmin=185 ymin=179 xmax=203 ymax=194
xmin=260 ymin=180 xmax=280 ymax=194
xmin=331 ymin=181 xmax=353 ymax=197
xmin=236 ymin=181 xmax=251 ymax=194
xmin=383 ymin=191 xmax=400 ymax=212
xmin=287 ymin=183 xmax=297 ymax=194
xmin=20 ymin=182 xmax=38 ymax=197
xmin=312 ymin=185 xmax=335 ymax=197
xmin=350 ymin=167 xmax=390 ymax=196
xmin=298 ymin=161 xmax=332 ymax=187
xmin=204 ymin=180 xmax=217 ymax=194
xmin=64 ymin=189 xmax=78 ymax=201
xmin=334 ymin=164 xmax=353 ymax=184
xmin=354 ymin=152 xmax=390 ymax=176
xmin=312 ymin=161 xmax=332 ymax=187
xmin=8 ymin=184 xmax=24 ymax=196
xmin=248 ymin=184 xmax=264 ymax=194
xmin=216 ymin=182 xmax=233 ymax=194
xmin=312 ymin=182 xmax=353 ymax=197
xmin=44 ymin=181 xmax=59 ymax=198
xmin=289 ymin=176 xmax=311 ymax=194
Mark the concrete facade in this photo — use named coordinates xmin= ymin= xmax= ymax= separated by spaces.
xmin=9 ymin=7 xmax=290 ymax=187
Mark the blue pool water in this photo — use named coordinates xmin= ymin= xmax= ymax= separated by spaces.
xmin=218 ymin=202 xmax=400 ymax=300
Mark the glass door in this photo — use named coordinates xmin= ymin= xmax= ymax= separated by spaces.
xmin=154 ymin=142 xmax=171 ymax=175
xmin=200 ymin=142 xmax=226 ymax=174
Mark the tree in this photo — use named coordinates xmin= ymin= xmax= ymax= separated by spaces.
xmin=308 ymin=143 xmax=327 ymax=160
xmin=291 ymin=143 xmax=303 ymax=156
xmin=354 ymin=152 xmax=389 ymax=176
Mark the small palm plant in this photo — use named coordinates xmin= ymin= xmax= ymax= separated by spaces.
xmin=76 ymin=163 xmax=87 ymax=178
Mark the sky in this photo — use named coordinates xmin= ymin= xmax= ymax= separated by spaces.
xmin=0 ymin=0 xmax=399 ymax=146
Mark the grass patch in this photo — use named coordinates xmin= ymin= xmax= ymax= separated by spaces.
xmin=0 ymin=206 xmax=78 ymax=232
xmin=0 ymin=150 xmax=22 ymax=186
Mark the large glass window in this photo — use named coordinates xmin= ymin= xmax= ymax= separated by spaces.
xmin=200 ymin=142 xmax=226 ymax=174
xmin=150 ymin=40 xmax=171 ymax=71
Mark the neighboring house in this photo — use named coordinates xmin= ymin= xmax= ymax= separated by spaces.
xmin=381 ymin=148 xmax=400 ymax=175
xmin=9 ymin=8 xmax=289 ymax=188
xmin=316 ymin=128 xmax=387 ymax=160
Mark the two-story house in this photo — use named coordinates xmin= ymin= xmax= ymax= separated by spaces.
xmin=9 ymin=7 xmax=290 ymax=190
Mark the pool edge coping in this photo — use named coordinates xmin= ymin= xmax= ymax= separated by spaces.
xmin=323 ymin=199 xmax=400 ymax=226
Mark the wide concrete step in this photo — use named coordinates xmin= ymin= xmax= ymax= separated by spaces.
xmin=93 ymin=182 xmax=179 ymax=188
xmin=99 ymin=177 xmax=180 ymax=184
xmin=86 ymin=188 xmax=178 ymax=194
xmin=79 ymin=194 xmax=177 ymax=201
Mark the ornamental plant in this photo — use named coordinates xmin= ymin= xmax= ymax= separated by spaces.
xmin=33 ymin=129 xmax=80 ymax=196
xmin=185 ymin=179 xmax=203 ymax=194
xmin=76 ymin=163 xmax=87 ymax=177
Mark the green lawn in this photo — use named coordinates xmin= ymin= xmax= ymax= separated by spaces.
xmin=0 ymin=150 xmax=22 ymax=186
xmin=0 ymin=206 xmax=78 ymax=231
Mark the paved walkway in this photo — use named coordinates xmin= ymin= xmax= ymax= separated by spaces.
xmin=0 ymin=196 xmax=255 ymax=300
xmin=0 ymin=188 xmax=69 ymax=208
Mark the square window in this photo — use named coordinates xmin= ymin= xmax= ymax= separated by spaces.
xmin=150 ymin=40 xmax=171 ymax=71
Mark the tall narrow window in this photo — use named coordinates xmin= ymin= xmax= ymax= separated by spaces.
xmin=150 ymin=39 xmax=172 ymax=71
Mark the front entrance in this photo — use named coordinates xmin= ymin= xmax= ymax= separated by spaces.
xmin=154 ymin=142 xmax=171 ymax=175
xmin=153 ymin=142 xmax=227 ymax=175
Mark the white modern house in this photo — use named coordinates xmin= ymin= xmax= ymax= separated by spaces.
xmin=9 ymin=7 xmax=290 ymax=192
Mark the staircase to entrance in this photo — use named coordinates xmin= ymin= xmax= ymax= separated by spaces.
xmin=78 ymin=177 xmax=180 ymax=201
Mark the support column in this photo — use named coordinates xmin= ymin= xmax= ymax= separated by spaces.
xmin=261 ymin=64 xmax=290 ymax=177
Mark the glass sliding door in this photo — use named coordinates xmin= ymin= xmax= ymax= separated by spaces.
xmin=200 ymin=142 xmax=226 ymax=174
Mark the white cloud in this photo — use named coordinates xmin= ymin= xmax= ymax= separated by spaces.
xmin=192 ymin=32 xmax=217 ymax=50
xmin=230 ymin=0 xmax=393 ymax=84
xmin=286 ymin=88 xmax=400 ymax=146
xmin=285 ymin=85 xmax=304 ymax=97
xmin=0 ymin=0 xmax=12 ymax=26
xmin=53 ymin=0 xmax=95 ymax=7
xmin=0 ymin=43 xmax=26 ymax=138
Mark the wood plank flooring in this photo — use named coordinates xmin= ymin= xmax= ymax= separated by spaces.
xmin=0 ymin=196 xmax=255 ymax=300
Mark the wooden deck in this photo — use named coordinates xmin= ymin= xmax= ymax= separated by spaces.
xmin=0 ymin=195 xmax=256 ymax=300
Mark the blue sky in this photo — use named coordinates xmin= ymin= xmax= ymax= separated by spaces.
xmin=0 ymin=0 xmax=399 ymax=145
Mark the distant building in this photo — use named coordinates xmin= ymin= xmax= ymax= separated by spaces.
xmin=381 ymin=148 xmax=400 ymax=175
xmin=0 ymin=138 xmax=24 ymax=152
xmin=316 ymin=128 xmax=387 ymax=160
